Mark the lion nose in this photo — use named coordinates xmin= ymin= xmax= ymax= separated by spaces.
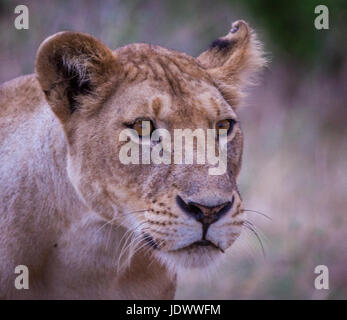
xmin=176 ymin=195 xmax=234 ymax=226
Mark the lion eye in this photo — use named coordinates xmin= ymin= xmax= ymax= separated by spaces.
xmin=131 ymin=119 xmax=154 ymax=138
xmin=216 ymin=119 xmax=236 ymax=135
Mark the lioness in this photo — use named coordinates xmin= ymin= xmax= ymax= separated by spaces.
xmin=0 ymin=20 xmax=265 ymax=299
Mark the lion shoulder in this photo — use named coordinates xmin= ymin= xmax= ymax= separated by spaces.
xmin=0 ymin=74 xmax=46 ymax=143
xmin=0 ymin=74 xmax=45 ymax=117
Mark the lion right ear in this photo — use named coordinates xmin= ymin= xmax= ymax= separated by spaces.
xmin=35 ymin=31 xmax=120 ymax=122
xmin=197 ymin=20 xmax=266 ymax=107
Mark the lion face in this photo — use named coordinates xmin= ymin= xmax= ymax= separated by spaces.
xmin=36 ymin=21 xmax=265 ymax=270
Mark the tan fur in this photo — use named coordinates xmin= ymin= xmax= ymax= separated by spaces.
xmin=0 ymin=21 xmax=265 ymax=299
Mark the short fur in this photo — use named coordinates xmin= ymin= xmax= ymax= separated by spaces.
xmin=0 ymin=20 xmax=265 ymax=299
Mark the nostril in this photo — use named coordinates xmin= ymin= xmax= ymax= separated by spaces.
xmin=187 ymin=203 xmax=203 ymax=217
xmin=176 ymin=195 xmax=235 ymax=223
xmin=176 ymin=195 xmax=203 ymax=220
xmin=214 ymin=196 xmax=234 ymax=221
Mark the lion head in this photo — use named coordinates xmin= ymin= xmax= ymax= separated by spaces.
xmin=35 ymin=20 xmax=265 ymax=271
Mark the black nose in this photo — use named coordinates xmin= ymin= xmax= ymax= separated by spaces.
xmin=176 ymin=195 xmax=234 ymax=226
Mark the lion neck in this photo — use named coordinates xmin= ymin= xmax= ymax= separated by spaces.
xmin=40 ymin=103 xmax=176 ymax=299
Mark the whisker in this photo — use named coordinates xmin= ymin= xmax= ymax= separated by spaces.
xmin=243 ymin=209 xmax=272 ymax=221
xmin=122 ymin=233 xmax=146 ymax=264
xmin=117 ymin=223 xmax=149 ymax=271
xmin=118 ymin=230 xmax=152 ymax=273
xmin=243 ymin=220 xmax=266 ymax=258
xmin=145 ymin=239 xmax=166 ymax=269
xmin=95 ymin=209 xmax=150 ymax=235
xmin=244 ymin=218 xmax=271 ymax=247
xmin=123 ymin=226 xmax=149 ymax=256
xmin=118 ymin=224 xmax=144 ymax=260
xmin=131 ymin=236 xmax=153 ymax=258
xmin=118 ymin=220 xmax=147 ymax=247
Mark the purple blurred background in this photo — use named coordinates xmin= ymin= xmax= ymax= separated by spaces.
xmin=1 ymin=0 xmax=346 ymax=299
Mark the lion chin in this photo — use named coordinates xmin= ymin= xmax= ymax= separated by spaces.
xmin=154 ymin=244 xmax=224 ymax=272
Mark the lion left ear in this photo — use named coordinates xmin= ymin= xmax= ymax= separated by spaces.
xmin=35 ymin=31 xmax=120 ymax=123
xmin=197 ymin=20 xmax=266 ymax=106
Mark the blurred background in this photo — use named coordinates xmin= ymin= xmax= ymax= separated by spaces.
xmin=1 ymin=0 xmax=346 ymax=299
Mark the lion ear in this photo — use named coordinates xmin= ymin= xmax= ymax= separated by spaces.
xmin=197 ymin=20 xmax=266 ymax=106
xmin=35 ymin=31 xmax=120 ymax=122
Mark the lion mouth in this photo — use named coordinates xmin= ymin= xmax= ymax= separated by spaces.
xmin=194 ymin=239 xmax=215 ymax=247
xmin=143 ymin=232 xmax=225 ymax=253
xmin=172 ymin=240 xmax=225 ymax=253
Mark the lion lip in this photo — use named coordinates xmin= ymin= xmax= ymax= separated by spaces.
xmin=173 ymin=240 xmax=225 ymax=253
xmin=195 ymin=240 xmax=225 ymax=253
xmin=194 ymin=239 xmax=213 ymax=246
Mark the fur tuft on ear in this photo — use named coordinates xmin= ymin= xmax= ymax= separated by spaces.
xmin=197 ymin=20 xmax=267 ymax=107
xmin=35 ymin=31 xmax=120 ymax=122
